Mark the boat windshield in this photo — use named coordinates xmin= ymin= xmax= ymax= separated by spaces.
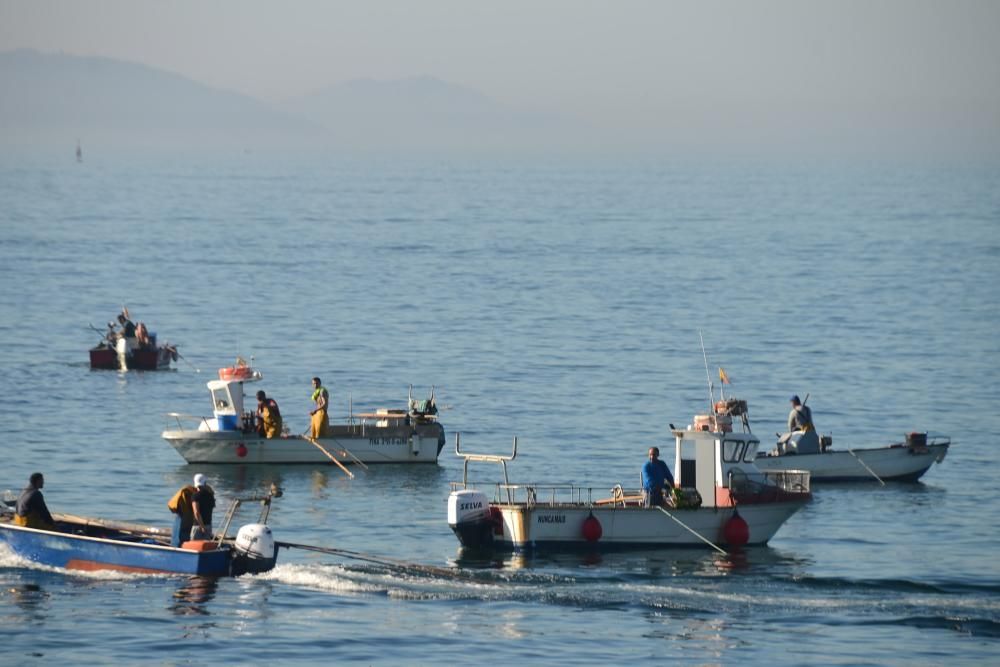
xmin=722 ymin=438 xmax=760 ymax=463
xmin=211 ymin=387 xmax=231 ymax=410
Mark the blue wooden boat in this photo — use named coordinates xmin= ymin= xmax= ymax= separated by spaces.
xmin=1 ymin=492 xmax=280 ymax=577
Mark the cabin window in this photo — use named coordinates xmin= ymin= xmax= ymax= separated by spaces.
xmin=743 ymin=441 xmax=759 ymax=462
xmin=211 ymin=388 xmax=230 ymax=409
xmin=722 ymin=439 xmax=746 ymax=462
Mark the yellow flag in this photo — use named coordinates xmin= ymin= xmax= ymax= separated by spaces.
xmin=719 ymin=367 xmax=731 ymax=385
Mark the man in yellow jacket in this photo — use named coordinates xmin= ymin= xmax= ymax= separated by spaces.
xmin=309 ymin=376 xmax=330 ymax=438
xmin=256 ymin=390 xmax=283 ymax=439
xmin=168 ymin=479 xmax=197 ymax=547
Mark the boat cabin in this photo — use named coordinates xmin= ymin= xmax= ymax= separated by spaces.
xmin=201 ymin=367 xmax=263 ymax=432
xmin=672 ymin=396 xmax=808 ymax=506
xmin=673 ymin=425 xmax=767 ymax=508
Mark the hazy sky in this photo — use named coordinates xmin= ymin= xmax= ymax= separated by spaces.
xmin=3 ymin=0 xmax=999 ymax=156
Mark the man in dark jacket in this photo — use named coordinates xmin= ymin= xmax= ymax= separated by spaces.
xmin=15 ymin=472 xmax=55 ymax=530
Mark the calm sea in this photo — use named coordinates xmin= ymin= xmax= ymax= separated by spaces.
xmin=1 ymin=150 xmax=998 ymax=665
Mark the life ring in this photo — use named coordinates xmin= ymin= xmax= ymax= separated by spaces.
xmin=219 ymin=365 xmax=254 ymax=381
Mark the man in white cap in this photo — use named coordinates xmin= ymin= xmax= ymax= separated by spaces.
xmin=191 ymin=474 xmax=216 ymax=540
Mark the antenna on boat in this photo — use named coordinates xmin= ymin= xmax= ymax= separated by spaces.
xmin=699 ymin=331 xmax=715 ymax=411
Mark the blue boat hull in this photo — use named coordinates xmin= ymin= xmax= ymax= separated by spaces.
xmin=0 ymin=524 xmax=233 ymax=576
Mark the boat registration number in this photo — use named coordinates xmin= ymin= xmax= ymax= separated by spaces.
xmin=369 ymin=437 xmax=407 ymax=446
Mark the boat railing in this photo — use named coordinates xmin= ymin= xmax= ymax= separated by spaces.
xmin=446 ymin=481 xmax=618 ymax=507
xmin=759 ymin=469 xmax=811 ymax=493
xmin=454 ymin=433 xmax=518 ymax=501
xmin=495 ymin=483 xmax=599 ymax=507
xmin=164 ymin=412 xmax=216 ymax=432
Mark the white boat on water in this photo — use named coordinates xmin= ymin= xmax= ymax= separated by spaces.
xmin=447 ymin=401 xmax=811 ymax=552
xmin=162 ymin=364 xmax=446 ymax=465
xmin=754 ymin=429 xmax=950 ymax=483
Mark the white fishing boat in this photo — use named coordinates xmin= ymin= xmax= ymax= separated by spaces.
xmin=447 ymin=399 xmax=811 ymax=552
xmin=694 ymin=352 xmax=950 ymax=483
xmin=162 ymin=363 xmax=446 ymax=465
xmin=754 ymin=430 xmax=950 ymax=483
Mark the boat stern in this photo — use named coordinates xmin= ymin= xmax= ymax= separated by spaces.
xmin=447 ymin=489 xmax=497 ymax=549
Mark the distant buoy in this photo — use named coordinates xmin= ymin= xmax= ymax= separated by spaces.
xmin=723 ymin=509 xmax=749 ymax=546
xmin=582 ymin=513 xmax=602 ymax=542
xmin=236 ymin=442 xmax=248 ymax=458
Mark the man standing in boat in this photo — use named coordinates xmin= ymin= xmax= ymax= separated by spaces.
xmin=309 ymin=377 xmax=330 ymax=438
xmin=14 ymin=472 xmax=55 ymax=530
xmin=191 ymin=474 xmax=215 ymax=540
xmin=641 ymin=447 xmax=675 ymax=508
xmin=115 ymin=308 xmax=137 ymax=369
xmin=167 ymin=480 xmax=196 ymax=547
xmin=256 ymin=390 xmax=283 ymax=439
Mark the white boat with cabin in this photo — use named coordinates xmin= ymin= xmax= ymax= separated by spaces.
xmin=162 ymin=363 xmax=445 ymax=465
xmin=447 ymin=400 xmax=811 ymax=552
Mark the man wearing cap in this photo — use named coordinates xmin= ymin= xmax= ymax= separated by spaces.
xmin=191 ymin=474 xmax=216 ymax=540
xmin=167 ymin=479 xmax=197 ymax=547
xmin=786 ymin=395 xmax=820 ymax=454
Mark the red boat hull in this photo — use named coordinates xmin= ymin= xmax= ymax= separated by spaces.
xmin=89 ymin=346 xmax=174 ymax=371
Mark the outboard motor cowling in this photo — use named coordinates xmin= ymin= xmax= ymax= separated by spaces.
xmin=447 ymin=489 xmax=495 ymax=549
xmin=231 ymin=523 xmax=278 ymax=575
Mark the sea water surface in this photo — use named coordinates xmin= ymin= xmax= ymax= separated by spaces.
xmin=0 ymin=151 xmax=998 ymax=665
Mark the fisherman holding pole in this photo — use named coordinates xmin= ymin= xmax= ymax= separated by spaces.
xmin=779 ymin=394 xmax=821 ymax=454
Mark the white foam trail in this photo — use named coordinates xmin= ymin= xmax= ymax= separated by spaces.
xmin=255 ymin=562 xmax=388 ymax=594
xmin=0 ymin=542 xmax=173 ymax=581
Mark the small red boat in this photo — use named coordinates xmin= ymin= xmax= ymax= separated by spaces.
xmin=88 ymin=308 xmax=178 ymax=371
xmin=89 ymin=344 xmax=177 ymax=371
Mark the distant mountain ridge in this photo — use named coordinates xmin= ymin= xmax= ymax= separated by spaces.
xmin=0 ymin=49 xmax=314 ymax=148
xmin=0 ymin=49 xmax=566 ymax=152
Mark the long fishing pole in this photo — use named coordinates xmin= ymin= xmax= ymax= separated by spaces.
xmin=699 ymin=331 xmax=715 ymax=411
xmin=847 ymin=447 xmax=886 ymax=485
xmin=655 ymin=506 xmax=728 ymax=555
xmin=174 ymin=351 xmax=201 ymax=373
xmin=324 ymin=438 xmax=369 ymax=470
xmin=304 ymin=436 xmax=354 ymax=478
xmin=276 ymin=541 xmax=464 ymax=579
xmin=88 ymin=322 xmax=113 ymax=343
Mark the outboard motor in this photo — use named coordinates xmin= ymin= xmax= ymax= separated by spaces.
xmin=231 ymin=523 xmax=278 ymax=575
xmin=447 ymin=489 xmax=495 ymax=549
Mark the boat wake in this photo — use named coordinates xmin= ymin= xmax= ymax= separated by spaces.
xmin=251 ymin=554 xmax=1000 ymax=638
xmin=256 ymin=562 xmax=394 ymax=595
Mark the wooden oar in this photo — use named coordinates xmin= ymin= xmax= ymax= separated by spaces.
xmin=655 ymin=506 xmax=728 ymax=554
xmin=305 ymin=436 xmax=354 ymax=479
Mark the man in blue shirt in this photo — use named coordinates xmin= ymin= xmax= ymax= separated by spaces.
xmin=641 ymin=447 xmax=675 ymax=507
